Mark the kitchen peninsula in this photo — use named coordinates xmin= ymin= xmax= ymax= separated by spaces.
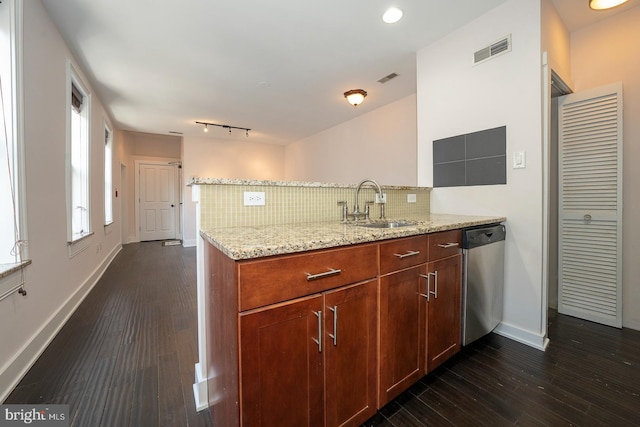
xmin=190 ymin=178 xmax=505 ymax=427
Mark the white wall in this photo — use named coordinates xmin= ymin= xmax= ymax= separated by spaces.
xmin=181 ymin=136 xmax=285 ymax=246
xmin=570 ymin=5 xmax=640 ymax=330
xmin=417 ymin=0 xmax=547 ymax=348
xmin=0 ymin=0 xmax=123 ymax=400
xmin=285 ymin=94 xmax=417 ymax=186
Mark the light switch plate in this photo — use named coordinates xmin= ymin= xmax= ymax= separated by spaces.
xmin=407 ymin=194 xmax=417 ymax=203
xmin=244 ymin=191 xmax=265 ymax=206
xmin=513 ymin=151 xmax=526 ymax=169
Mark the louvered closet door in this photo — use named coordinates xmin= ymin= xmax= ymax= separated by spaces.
xmin=558 ymin=83 xmax=623 ymax=328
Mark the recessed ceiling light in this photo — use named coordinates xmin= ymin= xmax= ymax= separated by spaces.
xmin=382 ymin=7 xmax=403 ymax=24
xmin=589 ymin=0 xmax=629 ymax=10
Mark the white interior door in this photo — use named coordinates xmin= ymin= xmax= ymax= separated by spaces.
xmin=139 ymin=163 xmax=176 ymax=241
xmin=558 ymin=83 xmax=623 ymax=328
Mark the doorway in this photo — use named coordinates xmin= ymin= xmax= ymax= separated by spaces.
xmin=548 ymin=70 xmax=573 ymax=312
xmin=547 ymin=72 xmax=624 ymax=328
xmin=120 ymin=163 xmax=128 ymax=244
xmin=135 ymin=160 xmax=181 ymax=242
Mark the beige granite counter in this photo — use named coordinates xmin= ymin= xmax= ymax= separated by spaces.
xmin=201 ymin=213 xmax=505 ymax=260
xmin=188 ymin=177 xmax=423 ymax=190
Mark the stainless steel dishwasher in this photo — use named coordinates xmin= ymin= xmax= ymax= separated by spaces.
xmin=462 ymin=224 xmax=506 ymax=346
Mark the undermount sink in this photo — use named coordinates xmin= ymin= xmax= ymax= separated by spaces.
xmin=355 ymin=220 xmax=415 ymax=229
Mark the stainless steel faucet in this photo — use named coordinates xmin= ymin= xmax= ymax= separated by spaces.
xmin=351 ymin=179 xmax=385 ymax=220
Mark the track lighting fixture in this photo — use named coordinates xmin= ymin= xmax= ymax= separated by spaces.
xmin=195 ymin=121 xmax=251 ymax=137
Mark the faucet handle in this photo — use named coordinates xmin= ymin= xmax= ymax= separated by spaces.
xmin=364 ymin=201 xmax=375 ymax=220
xmin=337 ymin=200 xmax=348 ymax=222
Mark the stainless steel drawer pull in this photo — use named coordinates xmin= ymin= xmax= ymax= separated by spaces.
xmin=306 ymin=268 xmax=342 ymax=281
xmin=328 ymin=305 xmax=338 ymax=346
xmin=418 ymin=274 xmax=430 ymax=301
xmin=437 ymin=242 xmax=459 ymax=249
xmin=418 ymin=272 xmax=438 ymax=300
xmin=431 ymin=271 xmax=438 ymax=299
xmin=393 ymin=250 xmax=420 ymax=259
xmin=312 ymin=310 xmax=322 ymax=352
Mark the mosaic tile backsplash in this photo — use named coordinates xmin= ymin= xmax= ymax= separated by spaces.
xmin=192 ymin=178 xmax=432 ymax=229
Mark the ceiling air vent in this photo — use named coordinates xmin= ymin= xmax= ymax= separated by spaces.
xmin=473 ymin=35 xmax=511 ymax=65
xmin=377 ymin=72 xmax=399 ymax=84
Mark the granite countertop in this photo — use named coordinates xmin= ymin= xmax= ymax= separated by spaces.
xmin=201 ymin=213 xmax=506 ymax=260
xmin=188 ymin=176 xmax=426 ymax=190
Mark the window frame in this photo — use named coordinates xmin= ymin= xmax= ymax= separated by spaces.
xmin=0 ymin=0 xmax=27 ymax=272
xmin=66 ymin=61 xmax=92 ymax=247
xmin=104 ymin=122 xmax=113 ymax=226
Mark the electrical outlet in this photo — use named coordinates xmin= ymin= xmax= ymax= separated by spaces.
xmin=244 ymin=191 xmax=266 ymax=206
xmin=407 ymin=194 xmax=417 ymax=203
xmin=375 ymin=193 xmax=387 ymax=204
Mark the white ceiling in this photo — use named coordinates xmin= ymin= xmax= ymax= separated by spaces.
xmin=40 ymin=0 xmax=636 ymax=145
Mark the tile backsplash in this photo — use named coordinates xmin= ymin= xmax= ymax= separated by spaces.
xmin=194 ymin=179 xmax=431 ymax=229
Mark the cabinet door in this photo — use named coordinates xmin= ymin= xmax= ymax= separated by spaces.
xmin=240 ymin=295 xmax=324 ymax=427
xmin=324 ymin=280 xmax=377 ymax=427
xmin=378 ymin=265 xmax=426 ymax=406
xmin=425 ymin=254 xmax=462 ymax=373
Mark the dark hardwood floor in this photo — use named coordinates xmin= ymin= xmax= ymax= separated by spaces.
xmin=364 ymin=310 xmax=640 ymax=426
xmin=5 ymin=242 xmax=212 ymax=427
xmin=6 ymin=242 xmax=640 ymax=426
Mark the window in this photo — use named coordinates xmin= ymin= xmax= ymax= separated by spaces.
xmin=104 ymin=124 xmax=113 ymax=225
xmin=0 ymin=0 xmax=26 ymax=268
xmin=67 ymin=64 xmax=91 ymax=243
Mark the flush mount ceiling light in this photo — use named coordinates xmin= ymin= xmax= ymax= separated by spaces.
xmin=589 ymin=0 xmax=629 ymax=10
xmin=195 ymin=121 xmax=251 ymax=137
xmin=382 ymin=7 xmax=403 ymax=24
xmin=344 ymin=89 xmax=367 ymax=107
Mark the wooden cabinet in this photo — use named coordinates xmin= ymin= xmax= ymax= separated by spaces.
xmin=423 ymin=230 xmax=462 ymax=373
xmin=378 ymin=231 xmax=462 ymax=406
xmin=379 ymin=265 xmax=426 ymax=406
xmin=233 ymin=244 xmax=378 ymax=427
xmin=324 ymin=280 xmax=378 ymax=427
xmin=240 ymin=280 xmax=378 ymax=427
xmin=378 ymin=236 xmax=428 ymax=406
xmin=206 ymin=229 xmax=463 ymax=426
xmin=424 ymin=254 xmax=462 ymax=373
xmin=240 ymin=295 xmax=324 ymax=427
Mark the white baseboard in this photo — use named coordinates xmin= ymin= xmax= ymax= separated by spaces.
xmin=182 ymin=239 xmax=197 ymax=248
xmin=493 ymin=321 xmax=549 ymax=351
xmin=193 ymin=362 xmax=208 ymax=412
xmin=0 ymin=244 xmax=122 ymax=403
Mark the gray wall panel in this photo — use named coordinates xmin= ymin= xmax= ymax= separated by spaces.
xmin=432 ymin=126 xmax=506 ymax=187
xmin=466 ymin=126 xmax=506 ymax=159
xmin=434 ymin=135 xmax=466 ymax=163
xmin=433 ymin=161 xmax=466 ymax=187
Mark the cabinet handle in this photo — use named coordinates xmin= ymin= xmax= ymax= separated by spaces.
xmin=418 ymin=271 xmax=438 ymax=301
xmin=328 ymin=305 xmax=338 ymax=346
xmin=437 ymin=242 xmax=459 ymax=249
xmin=393 ymin=250 xmax=420 ymax=259
xmin=306 ymin=268 xmax=342 ymax=281
xmin=431 ymin=271 xmax=438 ymax=299
xmin=312 ymin=310 xmax=322 ymax=352
xmin=418 ymin=274 xmax=430 ymax=301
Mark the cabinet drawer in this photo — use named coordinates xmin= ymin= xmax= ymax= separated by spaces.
xmin=238 ymin=244 xmax=377 ymax=311
xmin=379 ymin=235 xmax=428 ymax=275
xmin=428 ymin=230 xmax=462 ymax=261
